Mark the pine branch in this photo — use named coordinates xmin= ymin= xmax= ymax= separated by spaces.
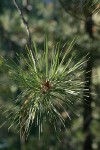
xmin=0 ymin=39 xmax=87 ymax=139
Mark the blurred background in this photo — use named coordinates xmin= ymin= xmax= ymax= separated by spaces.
xmin=0 ymin=0 xmax=100 ymax=150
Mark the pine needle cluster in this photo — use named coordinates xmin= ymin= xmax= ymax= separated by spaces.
xmin=0 ymin=37 xmax=87 ymax=139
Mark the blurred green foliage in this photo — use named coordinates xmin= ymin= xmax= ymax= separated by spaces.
xmin=0 ymin=0 xmax=100 ymax=150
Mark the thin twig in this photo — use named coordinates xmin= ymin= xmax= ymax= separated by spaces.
xmin=13 ymin=0 xmax=36 ymax=71
xmin=13 ymin=0 xmax=32 ymax=46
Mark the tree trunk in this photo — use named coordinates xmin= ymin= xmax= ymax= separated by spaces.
xmin=83 ymin=1 xmax=94 ymax=149
xmin=83 ymin=57 xmax=93 ymax=150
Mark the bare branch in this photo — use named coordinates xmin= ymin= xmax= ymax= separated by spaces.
xmin=13 ymin=0 xmax=32 ymax=46
xmin=13 ymin=0 xmax=36 ymax=70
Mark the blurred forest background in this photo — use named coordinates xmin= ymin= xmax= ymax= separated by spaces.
xmin=0 ymin=0 xmax=100 ymax=150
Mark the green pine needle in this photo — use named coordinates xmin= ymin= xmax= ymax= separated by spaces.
xmin=0 ymin=38 xmax=88 ymax=139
